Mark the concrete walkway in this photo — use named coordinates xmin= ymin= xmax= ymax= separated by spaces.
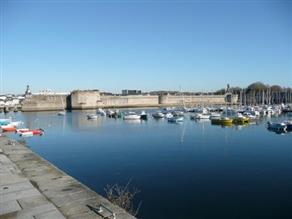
xmin=0 ymin=135 xmax=136 ymax=219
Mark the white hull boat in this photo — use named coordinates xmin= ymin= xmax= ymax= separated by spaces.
xmin=87 ymin=114 xmax=98 ymax=120
xmin=124 ymin=112 xmax=141 ymax=120
xmin=152 ymin=112 xmax=165 ymax=119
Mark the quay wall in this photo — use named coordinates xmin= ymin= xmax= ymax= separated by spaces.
xmin=21 ymin=94 xmax=68 ymax=112
xmin=159 ymin=94 xmax=238 ymax=106
xmin=100 ymin=95 xmax=159 ymax=108
xmin=21 ymin=90 xmax=238 ymax=111
xmin=0 ymin=135 xmax=136 ymax=219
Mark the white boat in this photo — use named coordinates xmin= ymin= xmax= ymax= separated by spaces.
xmin=165 ymin=113 xmax=173 ymax=119
xmin=20 ymin=132 xmax=34 ymax=137
xmin=152 ymin=112 xmax=165 ymax=119
xmin=123 ymin=112 xmax=141 ymax=120
xmin=209 ymin=112 xmax=221 ymax=119
xmin=57 ymin=111 xmax=66 ymax=116
xmin=10 ymin=121 xmax=24 ymax=127
xmin=168 ymin=116 xmax=184 ymax=123
xmin=172 ymin=111 xmax=184 ymax=117
xmin=191 ymin=113 xmax=210 ymax=120
xmin=97 ymin=108 xmax=106 ymax=116
xmin=87 ymin=114 xmax=98 ymax=120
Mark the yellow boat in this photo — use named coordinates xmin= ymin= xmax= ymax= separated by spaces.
xmin=211 ymin=117 xmax=233 ymax=126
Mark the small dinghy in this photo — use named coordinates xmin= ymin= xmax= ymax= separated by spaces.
xmin=2 ymin=125 xmax=16 ymax=132
xmin=57 ymin=111 xmax=66 ymax=116
xmin=19 ymin=129 xmax=44 ymax=136
xmin=87 ymin=114 xmax=98 ymax=120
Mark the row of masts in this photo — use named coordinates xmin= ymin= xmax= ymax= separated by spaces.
xmin=238 ymin=89 xmax=292 ymax=106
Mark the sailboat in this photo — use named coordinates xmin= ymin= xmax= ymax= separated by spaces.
xmin=211 ymin=89 xmax=233 ymax=126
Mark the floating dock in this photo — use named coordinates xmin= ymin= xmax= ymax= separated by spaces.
xmin=0 ymin=135 xmax=136 ymax=219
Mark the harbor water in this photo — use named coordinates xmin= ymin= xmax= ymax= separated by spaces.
xmin=3 ymin=110 xmax=292 ymax=219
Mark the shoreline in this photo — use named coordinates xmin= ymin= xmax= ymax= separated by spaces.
xmin=0 ymin=135 xmax=136 ymax=219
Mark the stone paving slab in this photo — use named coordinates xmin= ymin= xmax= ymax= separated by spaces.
xmin=0 ymin=135 xmax=136 ymax=219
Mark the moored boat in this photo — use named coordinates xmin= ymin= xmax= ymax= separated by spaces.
xmin=57 ymin=111 xmax=66 ymax=116
xmin=140 ymin=111 xmax=148 ymax=120
xmin=284 ymin=120 xmax=292 ymax=131
xmin=267 ymin=121 xmax=287 ymax=132
xmin=124 ymin=112 xmax=141 ymax=120
xmin=87 ymin=114 xmax=98 ymax=120
xmin=19 ymin=129 xmax=44 ymax=137
xmin=190 ymin=113 xmax=210 ymax=120
xmin=152 ymin=112 xmax=165 ymax=119
xmin=168 ymin=116 xmax=184 ymax=123
xmin=2 ymin=125 xmax=16 ymax=132
xmin=211 ymin=117 xmax=233 ymax=126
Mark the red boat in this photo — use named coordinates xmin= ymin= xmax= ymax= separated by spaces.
xmin=18 ymin=129 xmax=44 ymax=136
xmin=2 ymin=126 xmax=17 ymax=132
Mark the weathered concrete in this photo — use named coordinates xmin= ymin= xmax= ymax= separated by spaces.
xmin=100 ymin=95 xmax=159 ymax=108
xmin=70 ymin=90 xmax=101 ymax=110
xmin=21 ymin=95 xmax=67 ymax=112
xmin=159 ymin=94 xmax=238 ymax=106
xmin=0 ymin=136 xmax=135 ymax=219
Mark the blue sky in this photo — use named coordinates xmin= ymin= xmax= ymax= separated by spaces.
xmin=1 ymin=0 xmax=291 ymax=94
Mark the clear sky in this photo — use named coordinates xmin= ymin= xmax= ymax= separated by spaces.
xmin=1 ymin=0 xmax=291 ymax=94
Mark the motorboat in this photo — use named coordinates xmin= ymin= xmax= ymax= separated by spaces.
xmin=168 ymin=116 xmax=184 ymax=123
xmin=123 ymin=112 xmax=141 ymax=120
xmin=57 ymin=111 xmax=66 ymax=116
xmin=209 ymin=112 xmax=221 ymax=119
xmin=165 ymin=113 xmax=173 ymax=119
xmin=267 ymin=121 xmax=287 ymax=132
xmin=190 ymin=113 xmax=210 ymax=120
xmin=87 ymin=114 xmax=98 ymax=120
xmin=106 ymin=109 xmax=115 ymax=118
xmin=284 ymin=120 xmax=292 ymax=131
xmin=172 ymin=111 xmax=184 ymax=117
xmin=97 ymin=108 xmax=106 ymax=116
xmin=211 ymin=117 xmax=233 ymax=126
xmin=140 ymin=111 xmax=148 ymax=120
xmin=152 ymin=112 xmax=165 ymax=119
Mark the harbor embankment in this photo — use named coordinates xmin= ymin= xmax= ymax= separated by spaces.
xmin=21 ymin=90 xmax=238 ymax=111
xmin=0 ymin=135 xmax=136 ymax=219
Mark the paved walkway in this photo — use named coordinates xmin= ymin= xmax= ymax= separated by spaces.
xmin=0 ymin=135 xmax=135 ymax=219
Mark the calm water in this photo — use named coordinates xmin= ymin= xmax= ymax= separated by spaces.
xmin=3 ymin=110 xmax=292 ymax=219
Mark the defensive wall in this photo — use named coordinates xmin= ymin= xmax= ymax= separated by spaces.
xmin=21 ymin=90 xmax=238 ymax=111
xmin=21 ymin=94 xmax=68 ymax=112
